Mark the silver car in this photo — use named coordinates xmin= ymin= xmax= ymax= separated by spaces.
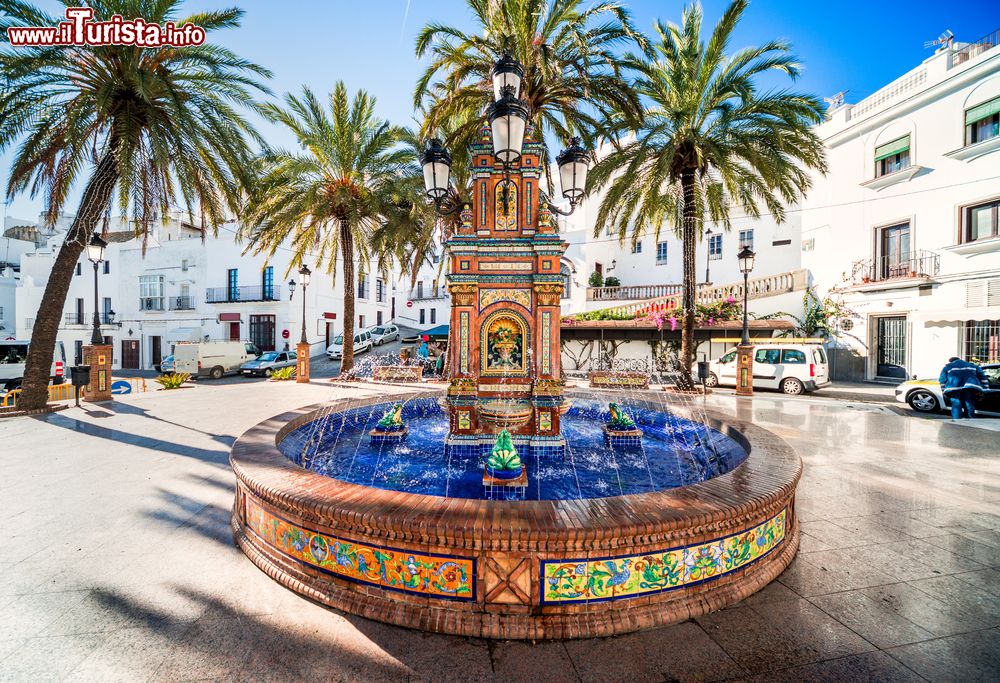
xmin=369 ymin=324 xmax=400 ymax=346
xmin=240 ymin=350 xmax=295 ymax=378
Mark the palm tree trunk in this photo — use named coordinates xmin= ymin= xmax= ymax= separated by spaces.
xmin=19 ymin=150 xmax=119 ymax=410
xmin=339 ymin=219 xmax=356 ymax=376
xmin=677 ymin=169 xmax=697 ymax=389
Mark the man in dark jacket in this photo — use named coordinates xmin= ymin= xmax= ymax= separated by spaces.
xmin=939 ymin=357 xmax=988 ymax=419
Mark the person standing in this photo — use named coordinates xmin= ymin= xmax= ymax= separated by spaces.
xmin=939 ymin=356 xmax=987 ymax=420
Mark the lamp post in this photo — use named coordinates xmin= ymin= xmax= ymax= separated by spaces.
xmin=420 ymin=54 xmax=589 ymax=217
xmin=294 ymin=264 xmax=311 ymax=383
xmin=86 ymin=232 xmax=107 ymax=345
xmin=83 ymin=232 xmax=112 ymax=402
xmin=735 ymin=245 xmax=756 ymax=396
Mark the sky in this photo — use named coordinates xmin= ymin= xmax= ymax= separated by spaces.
xmin=3 ymin=0 xmax=1000 ymax=221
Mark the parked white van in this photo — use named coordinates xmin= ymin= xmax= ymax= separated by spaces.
xmin=326 ymin=330 xmax=373 ymax=360
xmin=173 ymin=341 xmax=261 ymax=380
xmin=0 ymin=340 xmax=68 ymax=390
xmin=703 ymin=343 xmax=830 ymax=395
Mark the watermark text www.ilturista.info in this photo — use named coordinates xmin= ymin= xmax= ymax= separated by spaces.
xmin=5 ymin=7 xmax=205 ymax=47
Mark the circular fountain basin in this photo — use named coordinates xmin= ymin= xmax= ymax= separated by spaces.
xmin=230 ymin=388 xmax=801 ymax=640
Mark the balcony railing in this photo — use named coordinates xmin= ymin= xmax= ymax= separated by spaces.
xmin=850 ymin=250 xmax=940 ymax=286
xmin=205 ymin=285 xmax=281 ymax=303
xmin=953 ymin=29 xmax=999 ymax=67
xmin=139 ymin=297 xmax=165 ymax=311
xmin=64 ymin=312 xmax=86 ymax=326
xmin=587 ymin=283 xmax=682 ymax=302
xmin=169 ymin=296 xmax=196 ymax=310
xmin=408 ymin=286 xmax=447 ymax=301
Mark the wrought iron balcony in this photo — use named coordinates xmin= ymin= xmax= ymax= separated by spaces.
xmin=139 ymin=297 xmax=165 ymax=311
xmin=169 ymin=296 xmax=196 ymax=310
xmin=205 ymin=286 xmax=281 ymax=303
xmin=63 ymin=312 xmax=86 ymax=326
xmin=408 ymin=285 xmax=447 ymax=301
xmin=850 ymin=250 xmax=939 ymax=286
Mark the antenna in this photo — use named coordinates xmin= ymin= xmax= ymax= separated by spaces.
xmin=824 ymin=91 xmax=847 ymax=109
xmin=923 ymin=29 xmax=953 ymax=49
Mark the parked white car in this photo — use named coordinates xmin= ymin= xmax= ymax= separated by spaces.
xmin=369 ymin=324 xmax=400 ymax=346
xmin=326 ymin=330 xmax=373 ymax=360
xmin=0 ymin=340 xmax=68 ymax=391
xmin=895 ymin=363 xmax=1000 ymax=414
xmin=173 ymin=341 xmax=261 ymax=379
xmin=703 ymin=343 xmax=831 ymax=395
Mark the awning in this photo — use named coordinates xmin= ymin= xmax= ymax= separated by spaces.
xmin=167 ymin=327 xmax=204 ymax=342
xmin=915 ymin=307 xmax=1000 ymax=324
xmin=422 ymin=324 xmax=450 ymax=339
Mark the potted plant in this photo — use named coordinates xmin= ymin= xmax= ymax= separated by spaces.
xmin=603 ymin=276 xmax=621 ymax=288
xmin=486 ymin=429 xmax=523 ymax=480
xmin=588 ymin=271 xmax=605 ymax=288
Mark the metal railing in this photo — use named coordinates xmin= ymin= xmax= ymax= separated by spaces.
xmin=848 ymin=69 xmax=927 ymax=121
xmin=169 ymin=296 xmax=195 ymax=310
xmin=408 ymin=285 xmax=447 ymax=301
xmin=850 ymin=250 xmax=940 ymax=285
xmin=139 ymin=297 xmax=165 ymax=311
xmin=63 ymin=312 xmax=86 ymax=326
xmin=205 ymin=285 xmax=281 ymax=303
xmin=586 ymin=283 xmax=682 ymax=302
xmin=588 ymin=356 xmax=651 ymax=373
xmin=953 ymin=29 xmax=999 ymax=67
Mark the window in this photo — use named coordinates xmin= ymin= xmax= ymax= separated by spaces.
xmin=249 ymin=314 xmax=276 ymax=352
xmin=656 ymin=242 xmax=668 ymax=264
xmin=376 ymin=278 xmax=385 ymax=303
xmin=720 ymin=350 xmax=737 ymax=364
xmin=102 ymin=297 xmax=112 ymax=324
xmin=813 ymin=347 xmax=827 ymax=364
xmin=227 ymin=269 xmax=238 ymax=301
xmin=631 ymin=241 xmax=642 ymax=254
xmin=433 ymin=252 xmax=441 ymax=264
xmin=376 ymin=310 xmax=383 ymax=326
xmin=74 ymin=340 xmax=83 ymax=366
xmin=262 ymin=266 xmax=274 ymax=300
xmin=877 ymin=223 xmax=911 ymax=279
xmin=75 ymin=298 xmax=84 ymax=324
xmin=419 ymin=309 xmax=426 ymax=325
xmin=780 ymin=349 xmax=807 ymax=364
xmin=75 ymin=263 xmax=81 ymax=276
xmin=754 ymin=348 xmax=781 ymax=364
xmin=961 ymin=320 xmax=999 ymax=363
xmin=964 ymin=198 xmax=999 ymax=243
xmin=739 ymin=229 xmax=754 ymax=250
xmin=560 ymin=263 xmax=572 ymax=299
xmin=416 ymin=281 xmax=424 ymax=299
xmin=874 ymin=135 xmax=911 ymax=177
xmin=431 ymin=309 xmax=437 ymax=324
xmin=358 ymin=274 xmax=369 ymax=299
xmin=708 ymin=234 xmax=723 ymax=260
xmin=965 ymin=97 xmax=1000 ymax=146
xmin=181 ymin=259 xmax=189 ymax=272
xmin=358 ymin=314 xmax=365 ymax=329
xmin=139 ymin=275 xmax=164 ymax=311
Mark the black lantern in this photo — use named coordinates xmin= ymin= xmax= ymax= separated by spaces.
xmin=487 ymin=88 xmax=529 ymax=166
xmin=737 ymin=246 xmax=756 ymax=275
xmin=491 ymin=53 xmax=524 ymax=101
xmin=299 ymin=263 xmax=311 ymax=287
xmin=556 ymin=137 xmax=590 ymax=205
xmin=420 ymin=138 xmax=452 ymax=201
xmin=288 ymin=279 xmax=296 ymax=300
xmin=86 ymin=232 xmax=107 ymax=264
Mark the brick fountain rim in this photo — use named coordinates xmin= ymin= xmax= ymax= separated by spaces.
xmin=230 ymin=387 xmax=802 ymax=639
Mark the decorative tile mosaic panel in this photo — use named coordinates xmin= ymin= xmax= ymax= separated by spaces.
xmin=479 ymin=288 xmax=531 ymax=311
xmin=539 ymin=411 xmax=552 ymax=431
xmin=459 ymin=311 xmax=470 ymax=373
xmin=541 ymin=508 xmax=786 ymax=604
xmin=541 ymin=311 xmax=552 ymax=374
xmin=245 ymin=498 xmax=475 ymax=601
xmin=457 ymin=410 xmax=471 ymax=430
xmin=526 ymin=182 xmax=533 ymax=226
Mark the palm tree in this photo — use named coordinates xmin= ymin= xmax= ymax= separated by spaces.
xmin=589 ymin=0 xmax=827 ymax=387
xmin=0 ymin=0 xmax=269 ymax=409
xmin=414 ymin=0 xmax=647 ymax=191
xmin=240 ymin=84 xmax=409 ymax=375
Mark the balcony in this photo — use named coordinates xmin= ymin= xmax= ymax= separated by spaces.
xmin=169 ymin=296 xmax=196 ymax=310
xmin=205 ymin=286 xmax=281 ymax=304
xmin=850 ymin=250 xmax=940 ymax=289
xmin=64 ymin=312 xmax=86 ymax=326
xmin=587 ymin=283 xmax=681 ymax=302
xmin=408 ymin=285 xmax=447 ymax=301
xmin=139 ymin=297 xmax=165 ymax=311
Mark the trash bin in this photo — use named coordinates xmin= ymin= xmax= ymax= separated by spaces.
xmin=70 ymin=365 xmax=91 ymax=387
xmin=696 ymin=361 xmax=709 ymax=382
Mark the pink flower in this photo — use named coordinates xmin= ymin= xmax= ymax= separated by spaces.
xmin=669 ymin=316 xmax=677 ymax=331
xmin=707 ymin=316 xmax=715 ymax=325
xmin=726 ymin=296 xmax=736 ymax=304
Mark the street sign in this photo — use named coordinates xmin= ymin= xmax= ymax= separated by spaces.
xmin=281 ymin=329 xmax=290 ymax=339
xmin=110 ymin=380 xmax=132 ymax=395
xmin=406 ymin=301 xmax=413 ymax=308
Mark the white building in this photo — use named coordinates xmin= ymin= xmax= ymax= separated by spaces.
xmin=802 ymin=33 xmax=1000 ymax=381
xmin=15 ymin=212 xmax=398 ymax=370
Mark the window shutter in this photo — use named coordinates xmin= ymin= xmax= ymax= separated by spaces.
xmin=988 ymin=278 xmax=1000 ymax=307
xmin=965 ymin=97 xmax=1000 ymax=125
xmin=874 ymin=135 xmax=911 ymax=161
xmin=967 ymin=281 xmax=986 ymax=307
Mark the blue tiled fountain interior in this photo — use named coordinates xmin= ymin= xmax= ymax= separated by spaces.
xmin=278 ymin=397 xmax=748 ymax=500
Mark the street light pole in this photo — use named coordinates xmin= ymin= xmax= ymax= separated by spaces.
xmin=295 ymin=264 xmax=311 ymax=383
xmin=736 ymin=246 xmax=756 ymax=396
xmin=741 ymin=268 xmax=750 ymax=346
xmin=84 ymin=232 xmax=111 ymax=402
xmin=86 ymin=233 xmax=107 ymax=344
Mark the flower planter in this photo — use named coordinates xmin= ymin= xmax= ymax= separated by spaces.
xmin=487 ymin=465 xmax=524 ymax=481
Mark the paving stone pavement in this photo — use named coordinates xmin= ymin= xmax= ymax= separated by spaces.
xmin=1 ymin=381 xmax=999 ymax=682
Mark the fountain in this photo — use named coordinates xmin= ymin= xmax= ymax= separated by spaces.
xmin=230 ymin=122 xmax=801 ymax=639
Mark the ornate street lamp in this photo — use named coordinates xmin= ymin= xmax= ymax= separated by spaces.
xmin=737 ymin=245 xmax=756 ymax=345
xmin=487 ymin=86 xmax=529 ymax=166
xmin=86 ymin=232 xmax=107 ymax=345
xmin=491 ymin=53 xmax=524 ymax=101
xmin=548 ymin=137 xmax=590 ymax=214
xmin=298 ymin=264 xmax=311 ymax=344
xmin=420 ymin=138 xmax=452 ymax=202
xmin=288 ymin=278 xmax=296 ymax=301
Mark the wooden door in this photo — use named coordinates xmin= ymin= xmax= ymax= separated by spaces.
xmin=121 ymin=340 xmax=140 ymax=369
xmin=228 ymin=322 xmax=240 ymax=341
xmin=150 ymin=336 xmax=162 ymax=367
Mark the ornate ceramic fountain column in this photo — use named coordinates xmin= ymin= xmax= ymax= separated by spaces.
xmin=445 ymin=127 xmax=567 ymax=455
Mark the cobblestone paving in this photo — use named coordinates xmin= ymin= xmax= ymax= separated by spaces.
xmin=1 ymin=381 xmax=998 ymax=682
